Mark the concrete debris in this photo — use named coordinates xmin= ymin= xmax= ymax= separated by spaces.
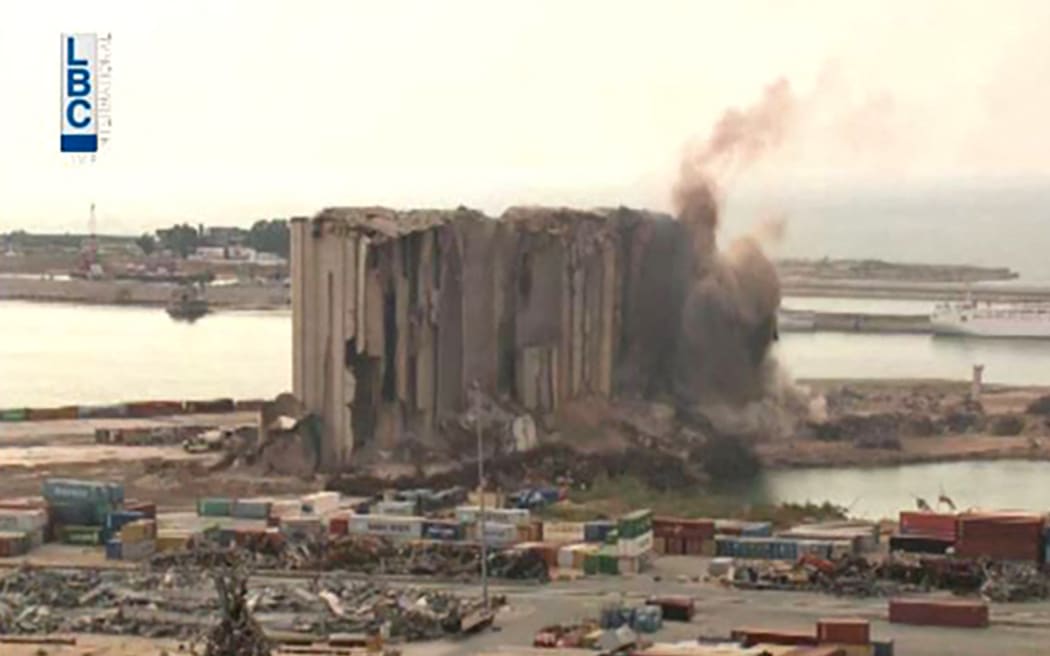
xmin=980 ymin=561 xmax=1050 ymax=602
xmin=0 ymin=564 xmax=493 ymax=644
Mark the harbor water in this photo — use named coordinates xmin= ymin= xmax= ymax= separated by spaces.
xmin=3 ymin=299 xmax=1050 ymax=514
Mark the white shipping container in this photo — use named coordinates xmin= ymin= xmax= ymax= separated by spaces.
xmin=0 ymin=510 xmax=47 ymax=533
xmin=301 ymin=492 xmax=340 ymax=515
xmin=455 ymin=506 xmax=530 ymax=526
xmin=270 ymin=499 xmax=303 ymax=518
xmin=543 ymin=521 xmax=586 ymax=544
xmin=617 ymin=530 xmax=654 ymax=557
xmin=348 ymin=514 xmax=423 ymax=540
xmin=373 ymin=500 xmax=418 ymax=517
xmin=480 ymin=522 xmax=518 ymax=546
xmin=557 ymin=545 xmax=576 ymax=570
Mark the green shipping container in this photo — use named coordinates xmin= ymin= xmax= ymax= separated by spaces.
xmin=583 ymin=553 xmax=600 ymax=575
xmin=598 ymin=552 xmax=620 ymax=575
xmin=197 ymin=498 xmax=233 ymax=517
xmin=0 ymin=408 xmax=27 ymax=422
xmin=60 ymin=525 xmax=101 ymax=546
xmin=618 ymin=509 xmax=653 ymax=539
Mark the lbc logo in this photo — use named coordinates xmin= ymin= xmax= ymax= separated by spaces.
xmin=61 ymin=34 xmax=98 ymax=153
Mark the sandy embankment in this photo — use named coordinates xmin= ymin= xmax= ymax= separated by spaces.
xmin=0 ymin=276 xmax=289 ymax=309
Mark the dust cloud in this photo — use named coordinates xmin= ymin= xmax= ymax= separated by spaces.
xmin=670 ymin=79 xmax=810 ymax=438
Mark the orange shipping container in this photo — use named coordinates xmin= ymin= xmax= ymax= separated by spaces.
xmin=817 ymin=618 xmax=870 ymax=645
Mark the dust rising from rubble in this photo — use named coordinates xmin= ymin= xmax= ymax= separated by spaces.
xmin=671 ymin=78 xmax=809 ymax=439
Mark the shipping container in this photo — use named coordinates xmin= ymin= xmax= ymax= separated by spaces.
xmin=156 ymin=530 xmax=193 ymax=552
xmin=422 ymin=520 xmax=465 ymax=541
xmin=583 ymin=520 xmax=615 ymax=543
xmin=889 ymin=534 xmax=953 ymax=555
xmin=373 ymin=500 xmax=418 ymax=517
xmin=617 ymin=509 xmax=653 ymax=539
xmin=77 ymin=403 xmax=129 ymax=419
xmin=0 ymin=408 xmax=27 ymax=422
xmin=43 ymin=478 xmax=111 ymax=503
xmin=120 ymin=519 xmax=157 ymax=544
xmin=232 ymin=498 xmax=273 ymax=520
xmin=653 ymin=517 xmax=716 ymax=541
xmin=50 ymin=500 xmax=111 ymax=527
xmin=872 ymin=640 xmax=895 ymax=656
xmin=59 ymin=525 xmax=101 ymax=546
xmin=329 ymin=513 xmax=350 ymax=536
xmin=455 ymin=506 xmax=530 ymax=526
xmin=347 ymin=514 xmax=424 ymax=541
xmin=184 ymin=398 xmax=235 ymax=414
xmin=269 ymin=498 xmax=303 ymax=519
xmin=280 ymin=515 xmax=326 ymax=540
xmin=0 ymin=509 xmax=48 ymax=533
xmin=817 ymin=618 xmax=870 ymax=645
xmin=741 ymin=521 xmax=773 ymax=537
xmin=197 ymin=497 xmax=234 ymax=517
xmin=645 ymin=596 xmax=695 ymax=622
xmin=955 ymin=512 xmax=1043 ymax=562
xmin=301 ymin=491 xmax=341 ymax=515
xmin=888 ymin=598 xmax=988 ymax=628
xmin=898 ymin=511 xmax=957 ymax=540
xmin=476 ymin=522 xmax=518 ymax=546
xmin=0 ymin=531 xmax=29 ymax=557
xmin=618 ymin=531 xmax=654 ymax=557
xmin=544 ymin=521 xmax=586 ymax=544
xmin=105 ymin=538 xmax=122 ymax=560
xmin=731 ymin=627 xmax=818 ymax=647
xmin=124 ymin=500 xmax=157 ymax=519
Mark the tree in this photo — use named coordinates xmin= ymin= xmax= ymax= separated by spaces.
xmin=245 ymin=219 xmax=290 ymax=258
xmin=156 ymin=223 xmax=200 ymax=258
xmin=136 ymin=233 xmax=157 ymax=256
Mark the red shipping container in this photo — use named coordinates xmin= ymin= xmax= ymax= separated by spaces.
xmin=817 ymin=618 xmax=870 ymax=645
xmin=732 ymin=627 xmax=818 ymax=647
xmin=124 ymin=501 xmax=157 ymax=520
xmin=889 ymin=598 xmax=988 ymax=628
xmin=899 ymin=511 xmax=957 ymax=540
xmin=684 ymin=538 xmax=704 ymax=556
xmin=955 ymin=536 xmax=1040 ymax=562
xmin=329 ymin=516 xmax=349 ymax=536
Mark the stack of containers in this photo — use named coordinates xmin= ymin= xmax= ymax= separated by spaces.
xmin=617 ymin=509 xmax=653 ymax=574
xmin=780 ymin=521 xmax=880 ymax=555
xmin=372 ymin=499 xmax=418 ymax=517
xmin=0 ymin=508 xmax=47 ymax=556
xmin=955 ymin=512 xmax=1044 ymax=562
xmin=44 ymin=478 xmax=123 ymax=545
xmin=892 ymin=511 xmax=958 ymax=555
xmin=101 ymin=510 xmax=145 ymax=543
xmin=155 ymin=529 xmax=194 ymax=553
xmin=653 ymin=517 xmax=716 ymax=556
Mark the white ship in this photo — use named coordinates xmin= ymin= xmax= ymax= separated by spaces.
xmin=930 ymin=300 xmax=1050 ymax=338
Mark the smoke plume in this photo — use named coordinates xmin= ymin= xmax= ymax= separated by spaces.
xmin=671 ymin=79 xmax=806 ymax=437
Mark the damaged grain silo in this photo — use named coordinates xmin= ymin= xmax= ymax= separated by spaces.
xmin=289 ymin=206 xmax=702 ymax=472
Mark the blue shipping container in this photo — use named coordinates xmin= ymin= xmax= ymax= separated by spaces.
xmin=232 ymin=499 xmax=272 ymax=520
xmin=43 ymin=479 xmax=109 ymax=503
xmin=105 ymin=539 xmax=122 ymax=561
xmin=873 ymin=639 xmax=895 ymax=656
xmin=584 ymin=521 xmax=615 ymax=543
xmin=50 ymin=500 xmax=112 ymax=526
xmin=422 ymin=521 xmax=464 ymax=541
xmin=106 ymin=482 xmax=125 ymax=505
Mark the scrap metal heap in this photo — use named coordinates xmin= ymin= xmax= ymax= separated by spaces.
xmin=290 ymin=206 xmax=698 ymax=470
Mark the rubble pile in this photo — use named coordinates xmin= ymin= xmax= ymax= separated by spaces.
xmin=0 ymin=565 xmax=490 ymax=644
xmin=981 ymin=561 xmax=1050 ymax=602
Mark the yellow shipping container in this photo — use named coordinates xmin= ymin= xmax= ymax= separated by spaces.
xmin=120 ymin=519 xmax=156 ymax=544
xmin=155 ymin=530 xmax=193 ymax=553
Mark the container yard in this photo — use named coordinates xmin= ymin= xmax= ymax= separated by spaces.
xmin=2 ymin=475 xmax=1050 ymax=654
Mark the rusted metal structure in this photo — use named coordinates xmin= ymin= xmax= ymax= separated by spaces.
xmin=290 ymin=206 xmax=692 ymax=471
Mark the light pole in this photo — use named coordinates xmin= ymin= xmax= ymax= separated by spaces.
xmin=478 ymin=407 xmax=489 ymax=612
xmin=471 ymin=381 xmax=490 ymax=611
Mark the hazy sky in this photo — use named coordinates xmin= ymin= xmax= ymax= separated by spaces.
xmin=2 ymin=1 xmax=1049 ymax=233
